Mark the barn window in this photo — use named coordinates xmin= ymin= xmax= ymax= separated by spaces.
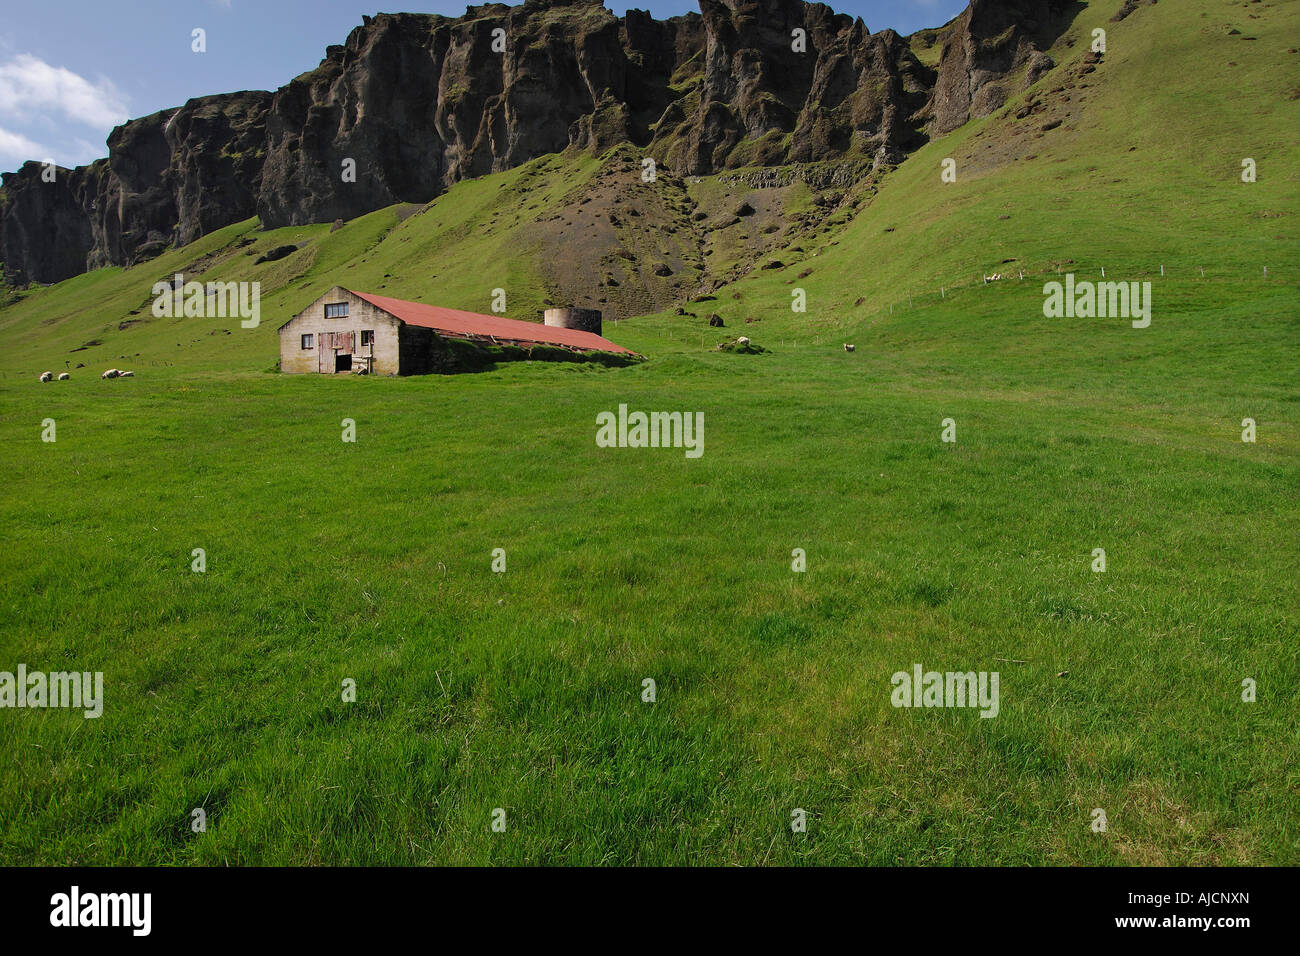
xmin=324 ymin=302 xmax=349 ymax=319
xmin=301 ymin=334 xmax=314 ymax=350
xmin=361 ymin=330 xmax=374 ymax=347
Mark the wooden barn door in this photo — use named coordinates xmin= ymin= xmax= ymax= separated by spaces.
xmin=316 ymin=331 xmax=356 ymax=373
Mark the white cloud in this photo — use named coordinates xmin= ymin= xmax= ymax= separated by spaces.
xmin=71 ymin=136 xmax=107 ymax=159
xmin=0 ymin=54 xmax=128 ymax=130
xmin=0 ymin=125 xmax=48 ymax=165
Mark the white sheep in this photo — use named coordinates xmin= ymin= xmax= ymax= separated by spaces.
xmin=844 ymin=344 xmax=855 ymax=352
xmin=101 ymin=369 xmax=120 ymax=379
xmin=737 ymin=336 xmax=751 ymax=346
xmin=119 ymin=370 xmax=134 ymax=378
xmin=57 ymin=372 xmax=70 ymax=381
xmin=39 ymin=371 xmax=53 ymax=383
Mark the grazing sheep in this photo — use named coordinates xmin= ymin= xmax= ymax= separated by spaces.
xmin=101 ymin=369 xmax=120 ymax=379
xmin=737 ymin=336 xmax=751 ymax=346
xmin=39 ymin=371 xmax=53 ymax=383
xmin=844 ymin=344 xmax=855 ymax=352
xmin=57 ymin=372 xmax=70 ymax=381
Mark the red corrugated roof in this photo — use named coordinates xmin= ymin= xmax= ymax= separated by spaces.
xmin=348 ymin=290 xmax=636 ymax=355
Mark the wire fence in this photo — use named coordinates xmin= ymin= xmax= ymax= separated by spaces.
xmin=869 ymin=260 xmax=1283 ymax=323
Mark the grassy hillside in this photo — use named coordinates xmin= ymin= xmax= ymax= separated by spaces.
xmin=0 ymin=153 xmax=599 ymax=377
xmin=698 ymin=0 xmax=1300 ymax=330
xmin=0 ymin=0 xmax=1296 ymax=865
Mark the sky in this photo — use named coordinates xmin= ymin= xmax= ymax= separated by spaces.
xmin=0 ymin=0 xmax=966 ymax=173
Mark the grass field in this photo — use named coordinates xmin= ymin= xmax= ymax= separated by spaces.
xmin=0 ymin=0 xmax=1297 ymax=864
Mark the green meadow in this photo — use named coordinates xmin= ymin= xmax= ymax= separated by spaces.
xmin=0 ymin=0 xmax=1297 ymax=864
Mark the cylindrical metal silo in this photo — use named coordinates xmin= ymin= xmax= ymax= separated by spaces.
xmin=543 ymin=307 xmax=602 ymax=335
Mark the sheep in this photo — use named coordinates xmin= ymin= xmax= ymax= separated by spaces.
xmin=118 ymin=370 xmax=134 ymax=378
xmin=57 ymin=372 xmax=70 ymax=381
xmin=39 ymin=371 xmax=53 ymax=383
xmin=844 ymin=344 xmax=856 ymax=352
xmin=737 ymin=336 xmax=751 ymax=346
xmin=101 ymin=369 xmax=120 ymax=379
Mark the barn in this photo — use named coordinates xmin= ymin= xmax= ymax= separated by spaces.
xmin=277 ymin=287 xmax=635 ymax=375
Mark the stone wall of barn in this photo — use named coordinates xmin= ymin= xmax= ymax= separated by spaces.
xmin=278 ymin=286 xmax=401 ymax=374
xmin=397 ymin=324 xmax=440 ymax=375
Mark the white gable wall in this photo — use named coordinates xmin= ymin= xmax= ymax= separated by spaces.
xmin=278 ymin=286 xmax=402 ymax=375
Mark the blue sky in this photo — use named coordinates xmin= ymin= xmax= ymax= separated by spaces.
xmin=0 ymin=0 xmax=965 ymax=172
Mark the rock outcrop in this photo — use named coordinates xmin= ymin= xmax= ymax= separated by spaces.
xmin=655 ymin=1 xmax=932 ymax=174
xmin=0 ymin=0 xmax=1081 ymax=286
xmin=0 ymin=91 xmax=270 ymax=284
xmin=929 ymin=0 xmax=1076 ymax=135
xmin=0 ymin=162 xmax=97 ymax=285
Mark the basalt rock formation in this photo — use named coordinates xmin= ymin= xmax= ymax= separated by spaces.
xmin=0 ymin=91 xmax=270 ymax=284
xmin=930 ymin=0 xmax=1077 ymax=135
xmin=0 ymin=0 xmax=1079 ymax=286
xmin=654 ymin=0 xmax=932 ymax=174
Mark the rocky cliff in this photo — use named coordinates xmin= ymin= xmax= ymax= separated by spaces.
xmin=930 ymin=0 xmax=1076 ymax=135
xmin=0 ymin=0 xmax=1078 ymax=286
xmin=0 ymin=91 xmax=270 ymax=284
